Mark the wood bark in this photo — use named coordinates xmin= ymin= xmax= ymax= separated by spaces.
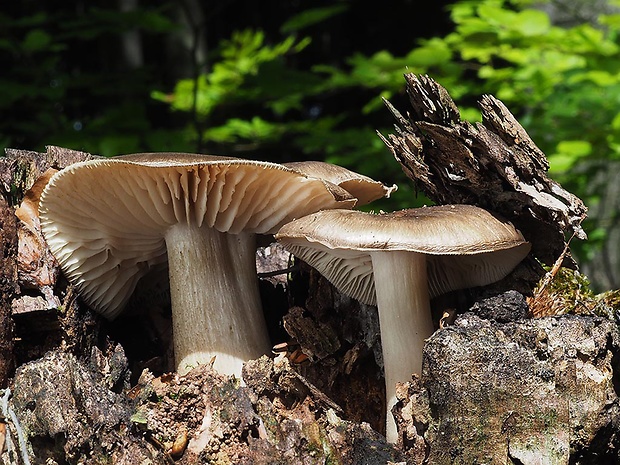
xmin=379 ymin=74 xmax=588 ymax=290
xmin=0 ymin=196 xmax=16 ymax=387
xmin=0 ymin=146 xmax=100 ymax=374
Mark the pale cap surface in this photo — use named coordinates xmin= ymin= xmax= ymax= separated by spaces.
xmin=276 ymin=205 xmax=531 ymax=305
xmin=284 ymin=160 xmax=397 ymax=206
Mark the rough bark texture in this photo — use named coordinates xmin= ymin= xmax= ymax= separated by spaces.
xmin=379 ymin=74 xmax=589 ymax=291
xmin=0 ymin=196 xmax=17 ymax=387
xmin=393 ymin=310 xmax=620 ymax=464
xmin=0 ymin=147 xmax=101 ymax=372
xmin=9 ymin=348 xmax=163 ymax=464
xmin=0 ymin=146 xmax=98 ymax=206
xmin=0 ymin=146 xmax=100 ymax=387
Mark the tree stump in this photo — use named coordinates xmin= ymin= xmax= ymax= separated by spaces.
xmin=379 ymin=74 xmax=588 ymax=291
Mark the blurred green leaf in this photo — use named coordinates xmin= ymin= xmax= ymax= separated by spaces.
xmin=406 ymin=38 xmax=452 ymax=67
xmin=22 ymin=29 xmax=52 ymax=52
xmin=548 ymin=140 xmax=593 ymax=173
xmin=281 ymin=5 xmax=348 ymax=33
xmin=511 ymin=10 xmax=550 ymax=36
xmin=204 ymin=117 xmax=284 ymax=144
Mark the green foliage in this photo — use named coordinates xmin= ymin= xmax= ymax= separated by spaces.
xmin=0 ymin=5 xmax=179 ymax=156
xmin=152 ymin=30 xmax=310 ymax=116
xmin=155 ymin=0 xmax=620 ymax=286
xmin=3 ymin=1 xmax=620 ymax=288
xmin=203 ymin=116 xmax=284 ymax=144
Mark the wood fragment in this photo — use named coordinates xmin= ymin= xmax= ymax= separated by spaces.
xmin=15 ymin=169 xmax=59 ymax=294
xmin=0 ymin=197 xmax=17 ymax=387
xmin=379 ymin=74 xmax=588 ymax=291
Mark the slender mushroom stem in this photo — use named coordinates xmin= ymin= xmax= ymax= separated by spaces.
xmin=165 ymin=222 xmax=271 ymax=377
xmin=370 ymin=250 xmax=435 ymax=444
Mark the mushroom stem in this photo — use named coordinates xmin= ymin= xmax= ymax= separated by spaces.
xmin=371 ymin=250 xmax=435 ymax=444
xmin=164 ymin=222 xmax=271 ymax=377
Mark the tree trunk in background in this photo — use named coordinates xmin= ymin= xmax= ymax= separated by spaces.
xmin=535 ymin=0 xmax=620 ymax=27
xmin=165 ymin=0 xmax=208 ymax=80
xmin=581 ymin=160 xmax=620 ymax=291
xmin=119 ymin=0 xmax=144 ymax=69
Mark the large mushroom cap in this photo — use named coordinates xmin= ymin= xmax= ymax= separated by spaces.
xmin=284 ymin=160 xmax=397 ymax=206
xmin=276 ymin=205 xmax=531 ymax=305
xmin=39 ymin=153 xmax=356 ymax=318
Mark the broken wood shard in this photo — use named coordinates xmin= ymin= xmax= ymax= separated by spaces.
xmin=379 ymin=74 xmax=588 ymax=283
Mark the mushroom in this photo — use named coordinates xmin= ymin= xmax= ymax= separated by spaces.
xmin=283 ymin=161 xmax=397 ymax=206
xmin=39 ymin=152 xmax=358 ymax=377
xmin=275 ymin=205 xmax=531 ymax=442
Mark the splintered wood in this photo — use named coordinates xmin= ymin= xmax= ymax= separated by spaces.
xmin=379 ymin=74 xmax=588 ymax=293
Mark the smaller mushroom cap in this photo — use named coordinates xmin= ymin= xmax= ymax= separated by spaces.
xmin=275 ymin=205 xmax=531 ymax=305
xmin=284 ymin=161 xmax=397 ymax=206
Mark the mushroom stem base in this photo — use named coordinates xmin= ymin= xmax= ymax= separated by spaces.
xmin=371 ymin=250 xmax=435 ymax=443
xmin=165 ymin=222 xmax=270 ymax=377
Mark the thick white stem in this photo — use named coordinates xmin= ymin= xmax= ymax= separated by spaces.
xmin=164 ymin=222 xmax=271 ymax=377
xmin=371 ymin=251 xmax=435 ymax=444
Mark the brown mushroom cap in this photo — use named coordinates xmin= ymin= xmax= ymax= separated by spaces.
xmin=275 ymin=205 xmax=531 ymax=305
xmin=283 ymin=160 xmax=397 ymax=206
xmin=39 ymin=153 xmax=356 ymax=318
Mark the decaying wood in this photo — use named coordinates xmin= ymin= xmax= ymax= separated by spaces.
xmin=0 ymin=197 xmax=17 ymax=387
xmin=6 ymin=346 xmax=404 ymax=465
xmin=0 ymin=146 xmax=98 ymax=206
xmin=402 ymin=312 xmax=620 ymax=464
xmin=0 ymin=146 xmax=101 ymax=371
xmin=0 ymin=99 xmax=615 ymax=464
xmin=379 ymin=74 xmax=588 ymax=288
